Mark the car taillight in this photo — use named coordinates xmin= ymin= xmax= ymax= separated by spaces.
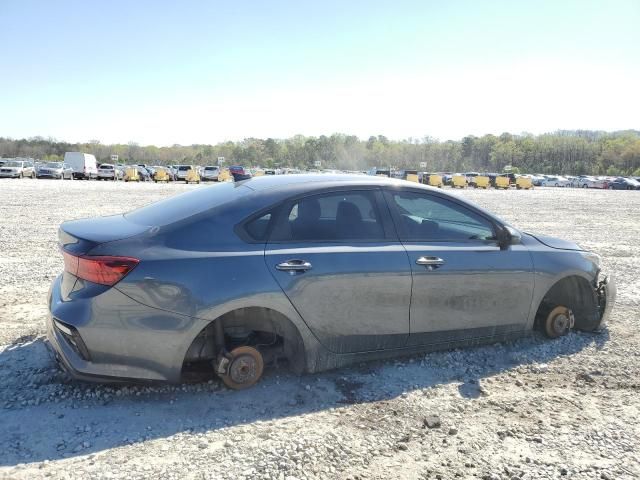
xmin=62 ymin=251 xmax=139 ymax=286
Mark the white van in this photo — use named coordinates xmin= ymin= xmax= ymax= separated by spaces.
xmin=64 ymin=152 xmax=98 ymax=179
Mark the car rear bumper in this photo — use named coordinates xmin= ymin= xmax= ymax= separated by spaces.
xmin=46 ymin=274 xmax=191 ymax=383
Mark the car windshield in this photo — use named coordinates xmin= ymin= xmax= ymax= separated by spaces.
xmin=125 ymin=182 xmax=252 ymax=226
xmin=100 ymin=165 xmax=114 ymax=169
xmin=204 ymin=167 xmax=217 ymax=171
xmin=178 ymin=166 xmax=190 ymax=171
xmin=44 ymin=162 xmax=62 ymax=168
xmin=5 ymin=161 xmax=22 ymax=167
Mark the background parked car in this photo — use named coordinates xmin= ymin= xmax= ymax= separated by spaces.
xmin=530 ymin=174 xmax=545 ymax=186
xmin=36 ymin=162 xmax=74 ymax=180
xmin=175 ymin=165 xmax=194 ymax=181
xmin=0 ymin=159 xmax=36 ymax=178
xmin=577 ymin=176 xmax=609 ymax=189
xmin=541 ymin=176 xmax=571 ymax=187
xmin=608 ymin=177 xmax=640 ymax=190
xmin=97 ymin=163 xmax=123 ymax=180
xmin=201 ymin=165 xmax=220 ymax=181
xmin=138 ymin=166 xmax=152 ymax=181
xmin=229 ymin=165 xmax=252 ymax=181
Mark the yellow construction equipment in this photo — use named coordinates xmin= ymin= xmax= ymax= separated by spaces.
xmin=153 ymin=168 xmax=171 ymax=183
xmin=123 ymin=167 xmax=139 ymax=182
xmin=218 ymin=168 xmax=231 ymax=182
xmin=406 ymin=173 xmax=419 ymax=183
xmin=475 ymin=176 xmax=490 ymax=189
xmin=452 ymin=174 xmax=467 ymax=188
xmin=428 ymin=174 xmax=443 ymax=188
xmin=516 ymin=176 xmax=534 ymax=190
xmin=185 ymin=168 xmax=200 ymax=184
xmin=495 ymin=176 xmax=510 ymax=189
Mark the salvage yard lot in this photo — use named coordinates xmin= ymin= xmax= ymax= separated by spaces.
xmin=1 ymin=180 xmax=638 ymax=480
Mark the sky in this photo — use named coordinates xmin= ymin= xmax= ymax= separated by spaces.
xmin=1 ymin=0 xmax=638 ymax=146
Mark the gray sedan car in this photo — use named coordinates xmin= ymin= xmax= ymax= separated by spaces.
xmin=37 ymin=162 xmax=74 ymax=180
xmin=47 ymin=175 xmax=615 ymax=389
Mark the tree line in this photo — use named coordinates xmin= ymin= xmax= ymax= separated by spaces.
xmin=1 ymin=130 xmax=639 ymax=176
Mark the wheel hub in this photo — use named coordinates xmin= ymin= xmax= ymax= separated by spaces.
xmin=552 ymin=313 xmax=569 ymax=333
xmin=219 ymin=345 xmax=264 ymax=390
xmin=229 ymin=354 xmax=259 ymax=384
xmin=545 ymin=306 xmax=575 ymax=338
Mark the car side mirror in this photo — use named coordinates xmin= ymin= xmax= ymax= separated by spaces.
xmin=499 ymin=225 xmax=521 ymax=250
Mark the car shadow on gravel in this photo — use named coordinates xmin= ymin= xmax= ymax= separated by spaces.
xmin=0 ymin=329 xmax=609 ymax=466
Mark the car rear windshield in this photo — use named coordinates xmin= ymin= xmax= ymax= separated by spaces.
xmin=204 ymin=167 xmax=217 ymax=171
xmin=178 ymin=166 xmax=191 ymax=171
xmin=124 ymin=182 xmax=252 ymax=226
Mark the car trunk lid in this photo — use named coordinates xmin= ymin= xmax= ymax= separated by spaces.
xmin=59 ymin=214 xmax=150 ymax=255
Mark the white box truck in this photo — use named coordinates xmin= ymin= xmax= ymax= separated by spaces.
xmin=64 ymin=152 xmax=98 ymax=179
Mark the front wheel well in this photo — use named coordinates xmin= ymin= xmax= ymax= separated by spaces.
xmin=535 ymin=275 xmax=601 ymax=332
xmin=181 ymin=307 xmax=306 ymax=378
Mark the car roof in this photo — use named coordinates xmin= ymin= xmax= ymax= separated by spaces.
xmin=240 ymin=173 xmax=410 ymax=191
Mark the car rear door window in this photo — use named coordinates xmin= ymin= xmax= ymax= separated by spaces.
xmin=389 ymin=191 xmax=496 ymax=242
xmin=271 ymin=191 xmax=385 ymax=242
xmin=245 ymin=213 xmax=272 ymax=241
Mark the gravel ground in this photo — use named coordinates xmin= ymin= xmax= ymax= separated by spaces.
xmin=0 ymin=179 xmax=638 ymax=480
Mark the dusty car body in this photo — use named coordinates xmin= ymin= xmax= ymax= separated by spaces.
xmin=47 ymin=175 xmax=616 ymax=389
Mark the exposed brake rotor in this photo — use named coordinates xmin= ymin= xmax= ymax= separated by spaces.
xmin=219 ymin=346 xmax=264 ymax=390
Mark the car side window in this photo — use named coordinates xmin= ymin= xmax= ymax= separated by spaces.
xmin=390 ymin=191 xmax=496 ymax=242
xmin=271 ymin=191 xmax=385 ymax=242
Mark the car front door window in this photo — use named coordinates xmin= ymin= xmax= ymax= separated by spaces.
xmin=390 ymin=191 xmax=496 ymax=242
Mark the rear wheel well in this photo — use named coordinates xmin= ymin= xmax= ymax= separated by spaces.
xmin=535 ymin=276 xmax=601 ymax=332
xmin=181 ymin=307 xmax=306 ymax=379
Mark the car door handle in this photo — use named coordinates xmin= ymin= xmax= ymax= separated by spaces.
xmin=416 ymin=256 xmax=445 ymax=269
xmin=276 ymin=259 xmax=312 ymax=272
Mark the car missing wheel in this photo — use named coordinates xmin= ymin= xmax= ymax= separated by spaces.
xmin=47 ymin=175 xmax=616 ymax=389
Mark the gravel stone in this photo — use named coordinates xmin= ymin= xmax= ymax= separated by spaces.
xmin=0 ymin=182 xmax=638 ymax=480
